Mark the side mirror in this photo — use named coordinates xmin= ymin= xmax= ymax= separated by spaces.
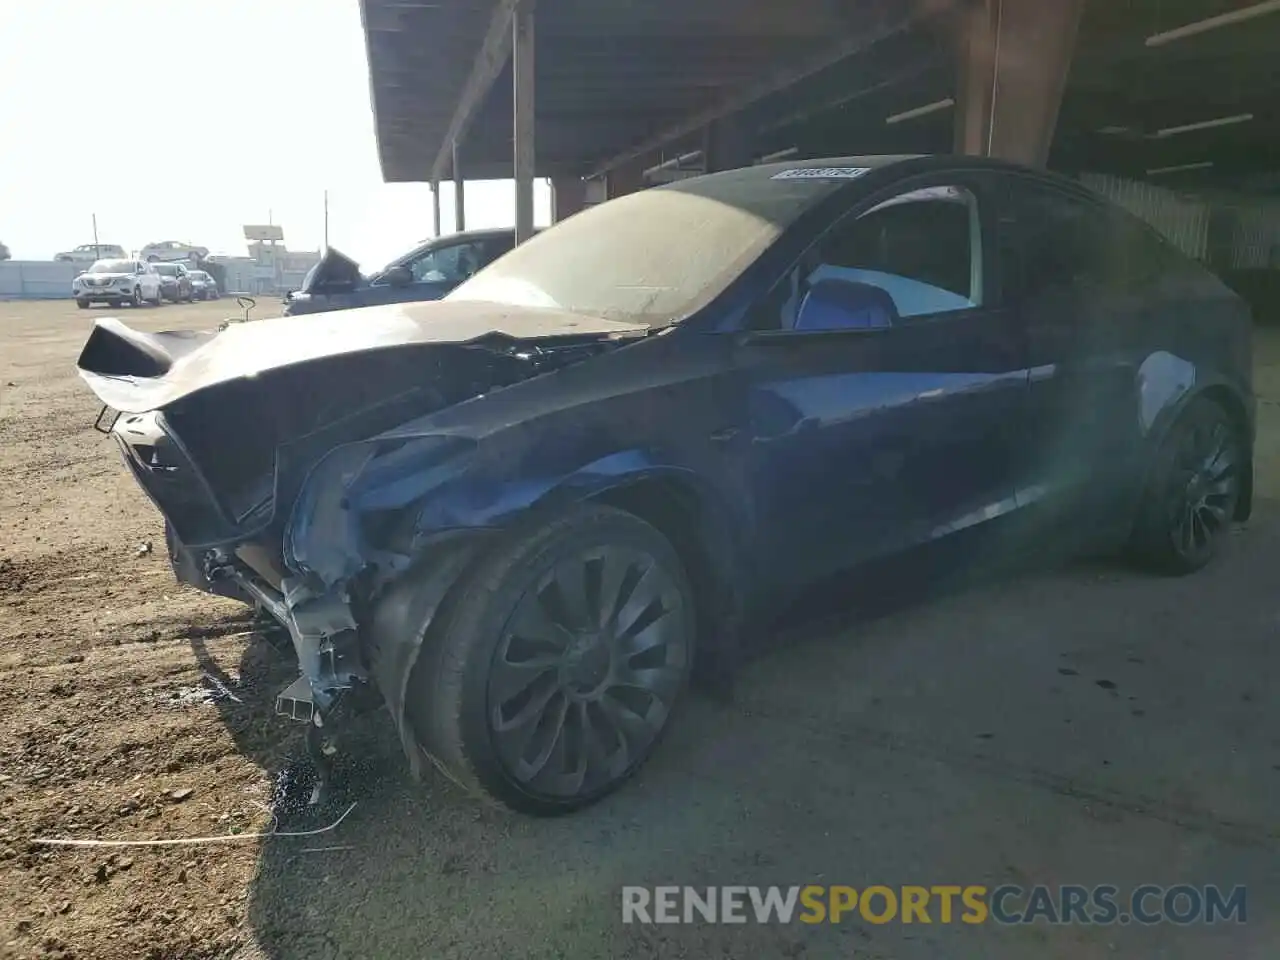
xmin=794 ymin=279 xmax=898 ymax=332
xmin=383 ymin=264 xmax=413 ymax=287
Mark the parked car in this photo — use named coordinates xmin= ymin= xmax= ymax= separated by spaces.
xmin=77 ymin=155 xmax=1254 ymax=815
xmin=152 ymin=261 xmax=193 ymax=302
xmin=282 ymin=228 xmax=519 ymax=316
xmin=72 ymin=259 xmax=163 ymax=308
xmin=56 ymin=243 xmax=127 ymax=263
xmin=142 ymin=240 xmax=208 ymax=263
xmin=187 ymin=270 xmax=219 ymax=300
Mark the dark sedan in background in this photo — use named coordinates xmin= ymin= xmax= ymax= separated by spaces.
xmin=187 ymin=270 xmax=219 ymax=300
xmin=78 ymin=155 xmax=1253 ymax=816
xmin=152 ymin=262 xmax=193 ymax=302
xmin=283 ymin=227 xmax=519 ymax=316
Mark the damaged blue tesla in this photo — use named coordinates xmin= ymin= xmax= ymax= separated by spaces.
xmin=77 ymin=155 xmax=1254 ymax=815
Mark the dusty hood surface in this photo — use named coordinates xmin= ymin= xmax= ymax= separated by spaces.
xmin=77 ymin=299 xmax=648 ymax=413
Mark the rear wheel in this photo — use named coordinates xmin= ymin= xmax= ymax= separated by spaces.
xmin=1130 ymin=398 xmax=1243 ymax=574
xmin=409 ymin=504 xmax=695 ymax=814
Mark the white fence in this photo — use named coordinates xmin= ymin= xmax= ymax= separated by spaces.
xmin=0 ymin=261 xmax=83 ymax=299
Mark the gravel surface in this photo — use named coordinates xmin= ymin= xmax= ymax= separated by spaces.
xmin=2 ymin=297 xmax=1278 ymax=960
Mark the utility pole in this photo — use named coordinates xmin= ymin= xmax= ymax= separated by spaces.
xmin=91 ymin=214 xmax=100 ymax=259
xmin=323 ymin=190 xmax=329 ymax=249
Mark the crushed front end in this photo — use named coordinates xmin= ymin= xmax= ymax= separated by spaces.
xmin=77 ymin=307 xmax=647 ymax=799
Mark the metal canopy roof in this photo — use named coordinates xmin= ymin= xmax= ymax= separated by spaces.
xmin=362 ymin=0 xmax=1280 ymax=191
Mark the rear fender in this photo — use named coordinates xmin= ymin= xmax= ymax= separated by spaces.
xmin=1135 ymin=353 xmax=1254 ymax=520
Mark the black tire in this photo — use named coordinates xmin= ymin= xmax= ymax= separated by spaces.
xmin=149 ymin=289 xmax=163 ymax=306
xmin=131 ymin=287 xmax=143 ymax=307
xmin=409 ymin=503 xmax=695 ymax=815
xmin=1130 ymin=397 xmax=1243 ymax=575
xmin=109 ymin=299 xmax=123 ymax=308
xmin=76 ymin=299 xmax=89 ymax=309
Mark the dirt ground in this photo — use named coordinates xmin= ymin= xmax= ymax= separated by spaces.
xmin=2 ymin=296 xmax=1279 ymax=960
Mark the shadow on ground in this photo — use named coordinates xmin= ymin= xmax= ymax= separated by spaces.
xmin=233 ymin=507 xmax=1280 ymax=960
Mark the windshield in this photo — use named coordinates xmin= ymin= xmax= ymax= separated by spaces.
xmin=188 ymin=271 xmax=208 ymax=281
xmin=87 ymin=259 xmax=134 ymax=274
xmin=153 ymin=263 xmax=180 ymax=276
xmin=447 ymin=168 xmax=846 ymax=324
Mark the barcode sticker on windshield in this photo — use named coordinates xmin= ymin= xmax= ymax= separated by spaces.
xmin=771 ymin=167 xmax=871 ymax=180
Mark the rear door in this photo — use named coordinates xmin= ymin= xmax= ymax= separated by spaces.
xmin=729 ymin=174 xmax=1029 ymax=593
xmin=991 ymin=177 xmax=1168 ymax=534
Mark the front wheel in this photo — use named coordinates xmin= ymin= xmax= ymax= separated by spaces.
xmin=131 ymin=287 xmax=143 ymax=307
xmin=76 ymin=299 xmax=90 ymax=309
xmin=409 ymin=504 xmax=695 ymax=815
xmin=1130 ymin=397 xmax=1243 ymax=574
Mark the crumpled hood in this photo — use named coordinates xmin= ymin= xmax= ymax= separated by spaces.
xmin=77 ymin=298 xmax=648 ymax=413
xmin=297 ymin=247 xmax=364 ymax=294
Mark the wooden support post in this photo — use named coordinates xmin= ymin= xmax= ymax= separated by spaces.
xmin=452 ymin=141 xmax=466 ymax=231
xmin=703 ymin=116 xmax=752 ymax=173
xmin=513 ymin=1 xmax=535 ymax=244
xmin=953 ymin=0 xmax=1084 ymax=167
xmin=551 ymin=177 xmax=585 ymax=221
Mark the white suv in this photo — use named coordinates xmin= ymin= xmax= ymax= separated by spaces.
xmin=55 ymin=243 xmax=127 ymax=263
xmin=141 ymin=240 xmax=209 ymax=263
xmin=73 ymin=259 xmax=164 ymax=309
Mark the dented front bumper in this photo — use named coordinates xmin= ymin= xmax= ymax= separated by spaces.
xmin=167 ymin=519 xmax=490 ymax=778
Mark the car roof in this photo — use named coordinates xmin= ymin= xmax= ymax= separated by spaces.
xmin=416 ymin=227 xmax=518 ymax=246
xmin=691 ymin=153 xmax=1103 ymax=204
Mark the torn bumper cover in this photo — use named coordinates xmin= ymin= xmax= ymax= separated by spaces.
xmin=76 ymin=301 xmax=648 ymax=768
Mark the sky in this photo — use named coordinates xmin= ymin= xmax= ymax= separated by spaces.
xmin=0 ymin=0 xmax=550 ymax=271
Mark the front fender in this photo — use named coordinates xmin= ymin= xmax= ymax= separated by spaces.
xmin=287 ymin=436 xmax=744 ymax=588
xmin=413 ymin=449 xmax=705 ymax=531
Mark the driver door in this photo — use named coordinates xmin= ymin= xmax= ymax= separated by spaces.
xmin=729 ymin=175 xmax=1029 ymax=594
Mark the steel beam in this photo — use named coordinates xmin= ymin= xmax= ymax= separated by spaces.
xmin=513 ymin=1 xmax=535 ymax=244
xmin=585 ymin=2 xmax=926 ymax=180
xmin=429 ymin=0 xmax=523 ymax=184
xmin=431 ymin=179 xmax=442 ymax=237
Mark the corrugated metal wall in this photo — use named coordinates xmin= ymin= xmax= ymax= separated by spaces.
xmin=1080 ymin=172 xmax=1280 ymax=272
xmin=1079 ymin=173 xmax=1210 ymax=261
xmin=0 ymin=261 xmax=83 ymax=299
xmin=0 ymin=255 xmax=318 ymax=299
xmin=1224 ymin=205 xmax=1280 ymax=270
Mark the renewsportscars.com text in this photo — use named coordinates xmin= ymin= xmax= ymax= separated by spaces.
xmin=621 ymin=884 xmax=1246 ymax=926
